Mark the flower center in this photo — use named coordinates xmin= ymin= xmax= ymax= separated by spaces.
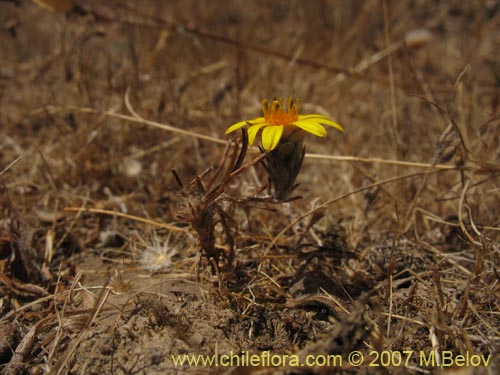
xmin=262 ymin=98 xmax=299 ymax=126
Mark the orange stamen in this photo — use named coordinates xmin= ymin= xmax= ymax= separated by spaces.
xmin=262 ymin=98 xmax=299 ymax=126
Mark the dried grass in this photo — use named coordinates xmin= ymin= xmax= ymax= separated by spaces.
xmin=0 ymin=1 xmax=499 ymax=374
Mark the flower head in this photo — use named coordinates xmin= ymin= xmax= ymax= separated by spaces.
xmin=225 ymin=98 xmax=343 ymax=151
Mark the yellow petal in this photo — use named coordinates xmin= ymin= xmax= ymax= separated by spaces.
xmin=298 ymin=114 xmax=344 ymax=132
xmin=262 ymin=125 xmax=284 ymax=151
xmin=225 ymin=117 xmax=265 ymax=134
xmin=247 ymin=122 xmax=269 ymax=145
xmin=292 ymin=119 xmax=327 ymax=137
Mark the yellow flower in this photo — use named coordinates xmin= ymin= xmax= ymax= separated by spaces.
xmin=225 ymin=98 xmax=343 ymax=151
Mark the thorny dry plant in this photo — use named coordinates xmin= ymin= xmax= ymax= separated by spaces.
xmin=171 ymin=130 xmax=268 ymax=275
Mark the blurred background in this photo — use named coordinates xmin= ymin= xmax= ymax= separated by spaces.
xmin=1 ymin=1 xmax=498 ymax=238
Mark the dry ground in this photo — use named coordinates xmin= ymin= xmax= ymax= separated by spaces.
xmin=0 ymin=1 xmax=499 ymax=374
